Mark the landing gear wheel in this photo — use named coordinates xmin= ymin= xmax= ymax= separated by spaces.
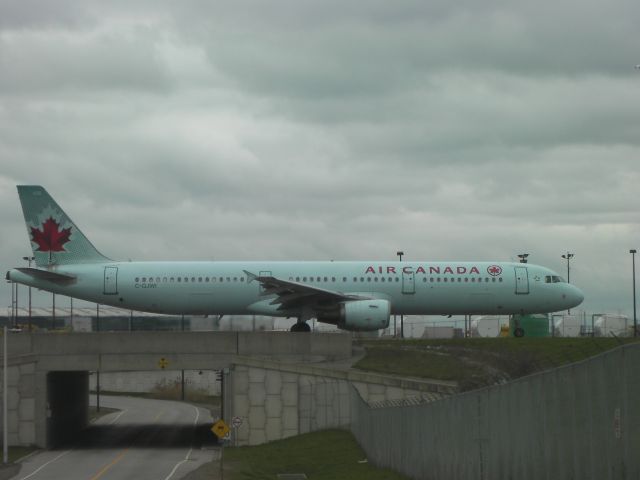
xmin=514 ymin=327 xmax=524 ymax=338
xmin=290 ymin=322 xmax=311 ymax=332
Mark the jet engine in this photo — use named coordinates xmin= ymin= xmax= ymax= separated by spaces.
xmin=319 ymin=299 xmax=390 ymax=331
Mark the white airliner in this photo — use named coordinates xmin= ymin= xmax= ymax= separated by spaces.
xmin=6 ymin=186 xmax=583 ymax=332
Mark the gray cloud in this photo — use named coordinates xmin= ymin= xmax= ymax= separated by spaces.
xmin=1 ymin=0 xmax=639 ymax=320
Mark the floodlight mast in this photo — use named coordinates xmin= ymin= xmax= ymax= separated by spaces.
xmin=631 ymin=249 xmax=637 ymax=337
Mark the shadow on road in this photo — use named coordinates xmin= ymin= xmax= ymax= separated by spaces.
xmin=52 ymin=424 xmax=219 ymax=450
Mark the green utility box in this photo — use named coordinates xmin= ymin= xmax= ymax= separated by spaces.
xmin=510 ymin=314 xmax=550 ymax=338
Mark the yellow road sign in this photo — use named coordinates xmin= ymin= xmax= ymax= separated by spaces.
xmin=158 ymin=357 xmax=169 ymax=369
xmin=211 ymin=419 xmax=230 ymax=439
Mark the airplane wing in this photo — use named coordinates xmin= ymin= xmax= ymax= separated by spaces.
xmin=244 ymin=270 xmax=365 ymax=312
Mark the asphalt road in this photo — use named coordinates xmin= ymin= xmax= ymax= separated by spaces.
xmin=11 ymin=395 xmax=219 ymax=480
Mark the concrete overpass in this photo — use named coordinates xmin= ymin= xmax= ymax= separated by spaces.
xmin=0 ymin=331 xmax=353 ymax=447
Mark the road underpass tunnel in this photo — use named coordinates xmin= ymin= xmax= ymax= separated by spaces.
xmin=46 ymin=371 xmax=89 ymax=447
xmin=70 ymin=369 xmax=222 ymax=450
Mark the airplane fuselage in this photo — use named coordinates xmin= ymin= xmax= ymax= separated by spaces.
xmin=8 ymin=260 xmax=584 ymax=317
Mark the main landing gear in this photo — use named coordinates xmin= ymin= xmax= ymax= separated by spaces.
xmin=290 ymin=322 xmax=311 ymax=332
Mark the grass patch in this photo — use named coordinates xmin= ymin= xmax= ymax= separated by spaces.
xmin=224 ymin=429 xmax=409 ymax=480
xmin=355 ymin=337 xmax=640 ymax=391
xmin=8 ymin=446 xmax=38 ymax=463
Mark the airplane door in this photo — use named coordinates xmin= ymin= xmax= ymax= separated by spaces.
xmin=103 ymin=266 xmax=118 ymax=295
xmin=402 ymin=270 xmax=415 ymax=294
xmin=514 ymin=267 xmax=529 ymax=294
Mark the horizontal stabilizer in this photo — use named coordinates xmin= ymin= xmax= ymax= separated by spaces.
xmin=14 ymin=267 xmax=77 ymax=285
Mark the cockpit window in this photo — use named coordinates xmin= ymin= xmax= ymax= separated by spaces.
xmin=545 ymin=275 xmax=565 ymax=283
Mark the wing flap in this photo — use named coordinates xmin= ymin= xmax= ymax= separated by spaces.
xmin=244 ymin=270 xmax=363 ymax=312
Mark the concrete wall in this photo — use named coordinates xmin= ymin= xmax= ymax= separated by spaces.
xmin=0 ymin=356 xmax=37 ymax=446
xmin=351 ymin=343 xmax=640 ymax=480
xmin=1 ymin=331 xmax=352 ymax=372
xmin=227 ymin=358 xmax=451 ymax=446
xmin=88 ymin=370 xmax=220 ymax=395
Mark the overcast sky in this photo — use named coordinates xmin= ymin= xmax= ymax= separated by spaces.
xmin=1 ymin=0 xmax=639 ymax=321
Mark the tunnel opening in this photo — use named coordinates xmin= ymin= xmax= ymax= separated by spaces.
xmin=45 ymin=367 xmax=225 ymax=450
xmin=76 ymin=369 xmax=220 ymax=450
xmin=46 ymin=371 xmax=90 ymax=448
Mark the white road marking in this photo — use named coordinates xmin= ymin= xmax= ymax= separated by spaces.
xmin=17 ymin=450 xmax=72 ymax=480
xmin=17 ymin=407 xmax=127 ymax=479
xmin=162 ymin=405 xmax=201 ymax=480
xmin=107 ymin=409 xmax=128 ymax=425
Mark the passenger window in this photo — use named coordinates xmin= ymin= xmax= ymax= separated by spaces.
xmin=233 ymin=277 xmax=238 ymax=282
xmin=226 ymin=277 xmax=230 ymax=282
xmin=219 ymin=277 xmax=224 ymax=282
xmin=142 ymin=277 xmax=146 ymax=282
xmin=135 ymin=277 xmax=140 ymax=282
xmin=374 ymin=277 xmax=378 ymax=282
xmin=198 ymin=277 xmax=203 ymax=282
xmin=240 ymin=277 xmax=244 ymax=282
xmin=205 ymin=277 xmax=209 ymax=282
xmin=331 ymin=277 xmax=336 ymax=282
xmin=324 ymin=277 xmax=328 ymax=282
xmin=396 ymin=277 xmax=400 ymax=282
xmin=170 ymin=277 xmax=174 ymax=282
xmin=367 ymin=277 xmax=371 ymax=282
xmin=296 ymin=277 xmax=300 ymax=282
xmin=177 ymin=278 xmax=181 ymax=283
xmin=163 ymin=277 xmax=167 ymax=283
xmin=360 ymin=277 xmax=365 ymax=282
xmin=317 ymin=277 xmax=321 ymax=282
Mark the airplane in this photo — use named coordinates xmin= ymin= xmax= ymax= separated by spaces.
xmin=6 ymin=186 xmax=584 ymax=332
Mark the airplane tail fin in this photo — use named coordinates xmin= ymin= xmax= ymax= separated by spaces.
xmin=17 ymin=185 xmax=112 ymax=267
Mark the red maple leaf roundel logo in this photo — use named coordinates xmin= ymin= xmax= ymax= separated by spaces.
xmin=487 ymin=265 xmax=502 ymax=276
xmin=30 ymin=217 xmax=72 ymax=252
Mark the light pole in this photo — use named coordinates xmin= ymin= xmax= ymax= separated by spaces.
xmin=23 ymin=256 xmax=34 ymax=332
xmin=561 ymin=252 xmax=574 ymax=314
xmin=7 ymin=280 xmax=14 ymax=327
xmin=397 ymin=251 xmax=404 ymax=338
xmin=631 ymin=249 xmax=637 ymax=337
xmin=13 ymin=281 xmax=18 ymax=328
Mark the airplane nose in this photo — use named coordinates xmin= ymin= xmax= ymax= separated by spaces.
xmin=568 ymin=285 xmax=584 ymax=307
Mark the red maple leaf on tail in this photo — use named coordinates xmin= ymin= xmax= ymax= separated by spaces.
xmin=30 ymin=217 xmax=72 ymax=252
